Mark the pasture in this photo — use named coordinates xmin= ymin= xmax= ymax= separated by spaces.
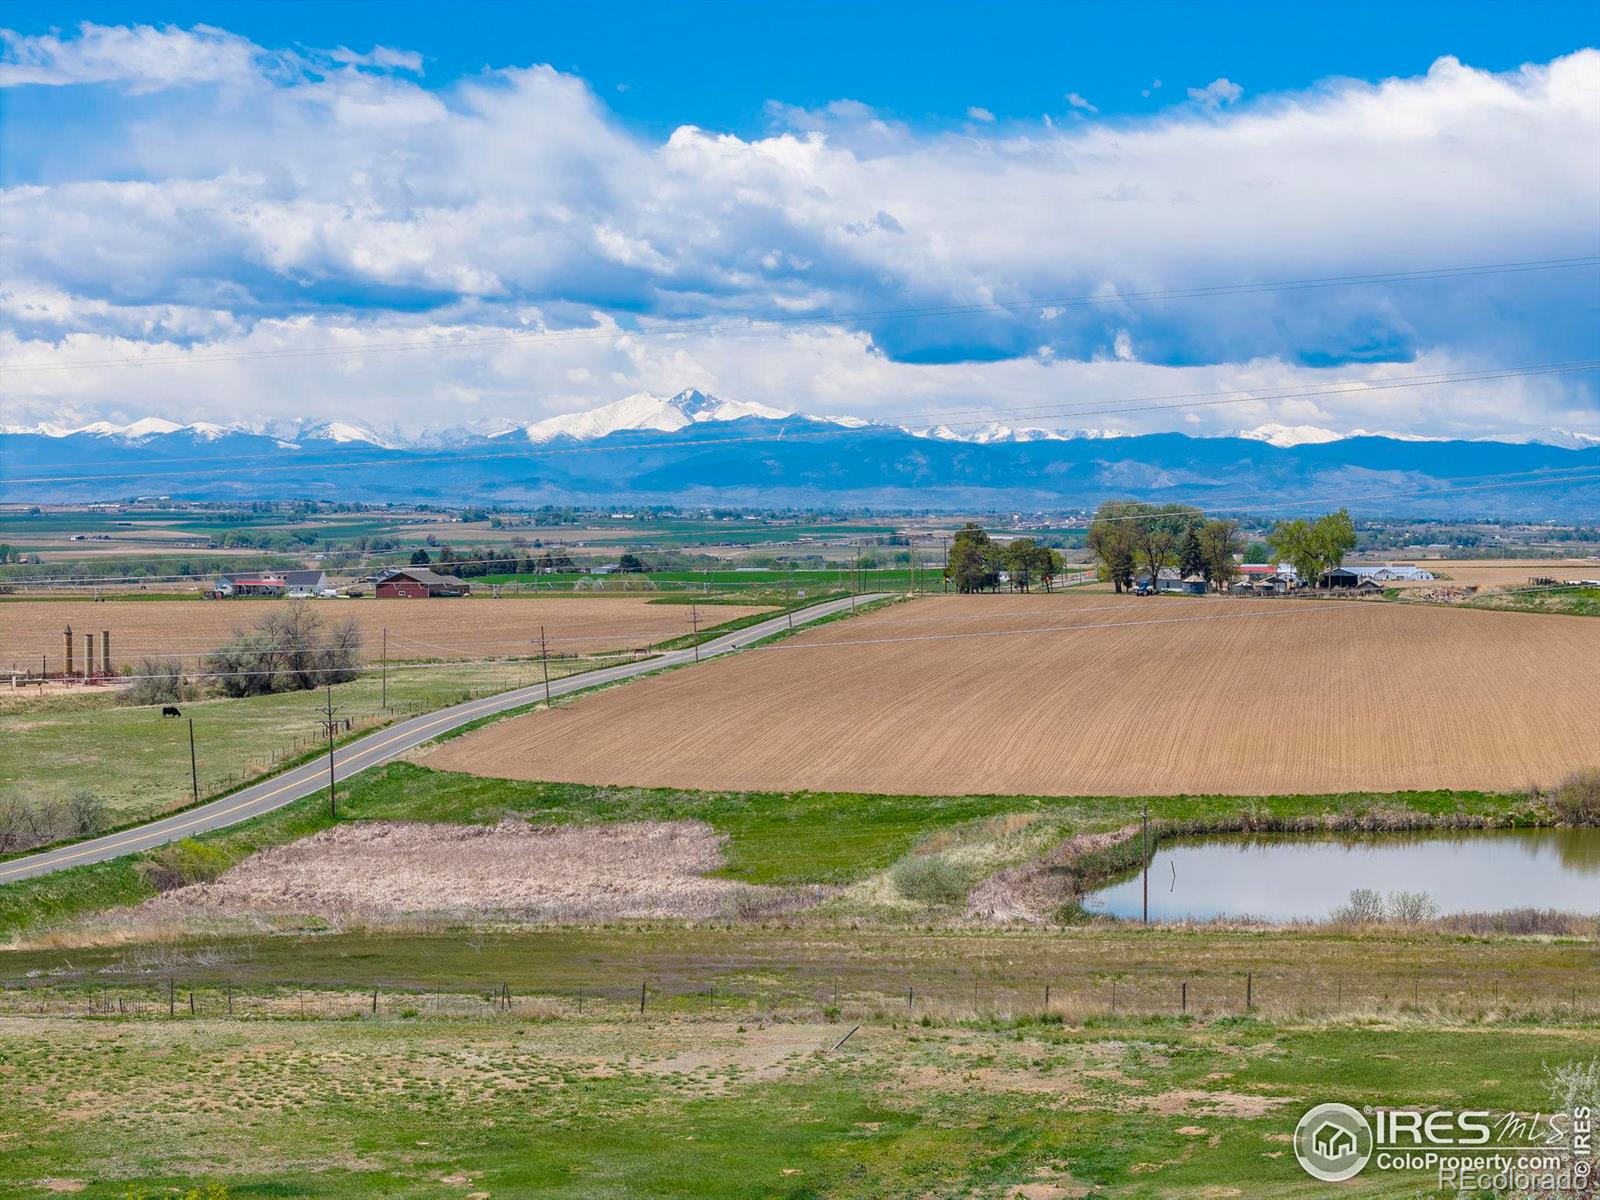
xmin=424 ymin=592 xmax=1600 ymax=796
xmin=0 ymin=660 xmax=629 ymax=826
xmin=0 ymin=595 xmax=770 ymax=671
xmin=0 ymin=920 xmax=1593 ymax=1197
xmin=0 ymin=1010 xmax=1584 ymax=1198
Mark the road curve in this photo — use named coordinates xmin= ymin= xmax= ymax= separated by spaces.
xmin=0 ymin=593 xmax=892 ymax=884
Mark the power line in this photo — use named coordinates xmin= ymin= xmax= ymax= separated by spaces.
xmin=6 ymin=359 xmax=1598 ymax=488
xmin=5 ymin=255 xmax=1595 ymax=376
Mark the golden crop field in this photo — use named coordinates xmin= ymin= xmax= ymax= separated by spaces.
xmin=0 ymin=596 xmax=769 ymax=671
xmin=425 ymin=592 xmax=1600 ymax=796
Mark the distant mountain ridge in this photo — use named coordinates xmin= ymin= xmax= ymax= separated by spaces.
xmin=8 ymin=387 xmax=1597 ymax=451
xmin=4 ymin=389 xmax=1597 ymax=516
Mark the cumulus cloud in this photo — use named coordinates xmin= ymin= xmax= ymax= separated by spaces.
xmin=966 ymin=105 xmax=996 ymax=122
xmin=1187 ymin=76 xmax=1243 ymax=108
xmin=1064 ymin=91 xmax=1097 ymax=112
xmin=0 ymin=24 xmax=1596 ymax=441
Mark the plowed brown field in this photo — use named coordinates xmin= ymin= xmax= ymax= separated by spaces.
xmin=0 ymin=597 xmax=768 ymax=669
xmin=424 ymin=593 xmax=1600 ymax=796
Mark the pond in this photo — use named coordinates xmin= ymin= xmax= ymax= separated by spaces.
xmin=1082 ymin=827 xmax=1600 ymax=923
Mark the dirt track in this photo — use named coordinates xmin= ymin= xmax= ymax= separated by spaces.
xmin=423 ymin=593 xmax=1600 ymax=796
xmin=0 ymin=597 xmax=768 ymax=668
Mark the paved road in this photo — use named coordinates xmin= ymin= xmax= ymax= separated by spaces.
xmin=0 ymin=593 xmax=891 ymax=884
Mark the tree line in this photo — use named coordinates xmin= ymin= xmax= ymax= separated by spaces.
xmin=943 ymin=524 xmax=1066 ymax=593
xmin=1084 ymin=501 xmax=1355 ymax=592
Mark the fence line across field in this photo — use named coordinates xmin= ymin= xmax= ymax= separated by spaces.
xmin=2 ymin=965 xmax=1587 ymax=1024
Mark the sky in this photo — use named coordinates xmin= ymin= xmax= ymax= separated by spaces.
xmin=2 ymin=1 xmax=1599 ymax=442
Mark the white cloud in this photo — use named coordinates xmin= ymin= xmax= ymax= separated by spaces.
xmin=966 ymin=105 xmax=996 ymax=123
xmin=1187 ymin=77 xmax=1243 ymax=108
xmin=0 ymin=22 xmax=270 ymax=91
xmin=1065 ymin=92 xmax=1097 ymax=113
xmin=0 ymin=25 xmax=1596 ymax=442
xmin=328 ymin=45 xmax=423 ymax=73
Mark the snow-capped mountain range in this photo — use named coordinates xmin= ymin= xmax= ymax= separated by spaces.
xmin=6 ymin=387 xmax=1598 ymax=517
xmin=9 ymin=386 xmax=1594 ymax=450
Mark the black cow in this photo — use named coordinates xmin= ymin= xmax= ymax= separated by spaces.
xmin=161 ymin=705 xmax=182 ymax=718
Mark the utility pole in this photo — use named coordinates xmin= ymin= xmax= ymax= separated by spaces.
xmin=690 ymin=604 xmax=701 ymax=663
xmin=539 ymin=625 xmax=552 ymax=706
xmin=381 ymin=626 xmax=388 ymax=710
xmin=318 ymin=685 xmax=341 ymax=821
xmin=942 ymin=535 xmax=950 ymax=593
xmin=1142 ymin=802 xmax=1150 ymax=925
xmin=188 ymin=718 xmax=198 ymax=803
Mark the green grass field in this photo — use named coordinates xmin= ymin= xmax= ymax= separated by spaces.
xmin=0 ymin=760 xmax=1584 ymax=1197
xmin=0 ymin=659 xmax=632 ymax=829
xmin=0 ymin=997 xmax=1589 ymax=1196
xmin=0 ymin=758 xmax=1542 ymax=941
xmin=1468 ymin=585 xmax=1600 ymax=617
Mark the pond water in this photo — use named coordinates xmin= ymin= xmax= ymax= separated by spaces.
xmin=1083 ymin=828 xmax=1600 ymax=923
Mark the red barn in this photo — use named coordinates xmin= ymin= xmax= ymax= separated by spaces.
xmin=374 ymin=568 xmax=470 ymax=598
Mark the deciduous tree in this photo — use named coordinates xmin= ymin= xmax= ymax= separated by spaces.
xmin=945 ymin=523 xmax=999 ymax=593
xmin=1197 ymin=518 xmax=1243 ymax=592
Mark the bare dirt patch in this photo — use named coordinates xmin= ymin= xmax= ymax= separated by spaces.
xmin=1135 ymin=1088 xmax=1293 ymax=1119
xmin=424 ymin=592 xmax=1600 ymax=795
xmin=149 ymin=819 xmax=801 ymax=922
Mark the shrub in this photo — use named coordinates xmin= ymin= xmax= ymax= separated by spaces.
xmin=64 ymin=789 xmax=107 ymax=837
xmin=126 ymin=656 xmax=184 ymax=706
xmin=1439 ymin=908 xmax=1583 ymax=936
xmin=1329 ymin=887 xmax=1440 ymax=925
xmin=1551 ymin=768 xmax=1600 ymax=825
xmin=1383 ymin=890 xmax=1440 ymax=924
xmin=206 ymin=604 xmax=362 ymax=697
xmin=892 ymin=854 xmax=973 ymax=906
xmin=0 ymin=792 xmax=59 ymax=854
xmin=1329 ymin=887 xmax=1385 ymax=924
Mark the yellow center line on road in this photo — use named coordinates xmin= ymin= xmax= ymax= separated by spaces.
xmin=0 ymin=603 xmax=844 ymax=882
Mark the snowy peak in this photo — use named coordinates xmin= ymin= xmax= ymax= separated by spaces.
xmin=910 ymin=421 xmax=1071 ymax=444
xmin=1237 ymin=423 xmax=1345 ymax=448
xmin=296 ymin=420 xmax=403 ymax=449
xmin=1536 ymin=429 xmax=1600 ymax=449
xmin=522 ymin=388 xmax=791 ymax=443
xmin=6 ymin=417 xmax=231 ymax=441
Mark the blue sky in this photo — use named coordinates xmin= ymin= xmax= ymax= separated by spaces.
xmin=2 ymin=3 xmax=1598 ymax=442
xmin=13 ymin=0 xmax=1599 ymax=134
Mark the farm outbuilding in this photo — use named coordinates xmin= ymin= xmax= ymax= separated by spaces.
xmin=213 ymin=573 xmax=286 ymax=597
xmin=283 ymin=570 xmax=329 ymax=598
xmin=374 ymin=568 xmax=471 ymax=598
xmin=215 ymin=569 xmax=328 ymax=598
